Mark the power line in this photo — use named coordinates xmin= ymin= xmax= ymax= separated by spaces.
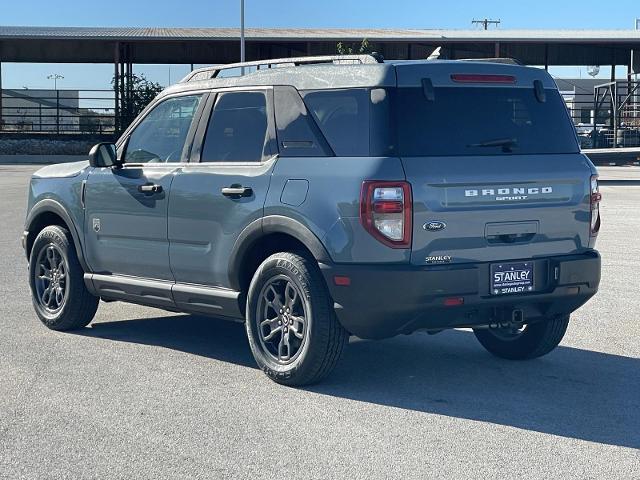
xmin=472 ymin=18 xmax=501 ymax=30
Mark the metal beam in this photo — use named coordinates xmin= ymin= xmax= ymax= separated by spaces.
xmin=114 ymin=42 xmax=120 ymax=133
xmin=544 ymin=44 xmax=549 ymax=70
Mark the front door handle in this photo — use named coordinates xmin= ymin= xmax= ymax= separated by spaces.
xmin=221 ymin=185 xmax=253 ymax=198
xmin=138 ymin=184 xmax=163 ymax=194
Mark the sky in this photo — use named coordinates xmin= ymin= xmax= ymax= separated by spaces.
xmin=1 ymin=0 xmax=639 ymax=90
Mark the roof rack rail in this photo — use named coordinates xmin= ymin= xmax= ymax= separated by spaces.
xmin=180 ymin=54 xmax=383 ymax=83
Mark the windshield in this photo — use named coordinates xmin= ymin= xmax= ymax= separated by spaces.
xmin=395 ymin=86 xmax=579 ymax=156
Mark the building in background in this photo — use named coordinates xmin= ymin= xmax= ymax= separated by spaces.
xmin=1 ymin=89 xmax=79 ymax=132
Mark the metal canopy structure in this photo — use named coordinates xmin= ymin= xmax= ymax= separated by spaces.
xmin=2 ymin=26 xmax=640 ymax=139
xmin=0 ymin=26 xmax=639 ymax=66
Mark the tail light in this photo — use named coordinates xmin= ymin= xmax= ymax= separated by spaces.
xmin=360 ymin=181 xmax=412 ymax=248
xmin=590 ymin=175 xmax=601 ymax=236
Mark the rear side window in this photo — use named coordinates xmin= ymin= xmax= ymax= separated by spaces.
xmin=273 ymin=86 xmax=332 ymax=157
xmin=201 ymin=91 xmax=268 ymax=162
xmin=395 ymin=87 xmax=579 ymax=156
xmin=302 ymin=89 xmax=369 ymax=156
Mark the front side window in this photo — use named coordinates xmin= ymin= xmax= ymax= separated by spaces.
xmin=124 ymin=94 xmax=203 ymax=163
xmin=201 ymin=91 xmax=269 ymax=162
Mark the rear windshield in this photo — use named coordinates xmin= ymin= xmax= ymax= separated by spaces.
xmin=396 ymin=86 xmax=579 ymax=156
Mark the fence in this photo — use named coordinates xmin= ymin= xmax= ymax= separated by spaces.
xmin=592 ymin=80 xmax=640 ymax=149
xmin=0 ymin=89 xmax=116 ymax=134
xmin=3 ymin=82 xmax=640 ymax=149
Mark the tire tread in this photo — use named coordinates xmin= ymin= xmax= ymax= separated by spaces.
xmin=30 ymin=225 xmax=98 ymax=331
xmin=474 ymin=315 xmax=570 ymax=360
xmin=246 ymin=251 xmax=347 ymax=386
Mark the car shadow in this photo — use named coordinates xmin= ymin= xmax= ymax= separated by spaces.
xmin=80 ymin=314 xmax=256 ymax=368
xmin=77 ymin=314 xmax=639 ymax=449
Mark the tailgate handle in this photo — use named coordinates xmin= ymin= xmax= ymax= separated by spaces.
xmin=485 ymin=221 xmax=538 ymax=244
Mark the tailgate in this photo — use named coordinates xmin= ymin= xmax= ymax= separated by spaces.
xmin=404 ymin=153 xmax=594 ymax=266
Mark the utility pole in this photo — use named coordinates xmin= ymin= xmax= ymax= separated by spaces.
xmin=472 ymin=18 xmax=501 ymax=30
xmin=240 ymin=0 xmax=245 ymax=75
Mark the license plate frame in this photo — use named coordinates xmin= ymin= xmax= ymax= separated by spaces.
xmin=490 ymin=261 xmax=534 ymax=295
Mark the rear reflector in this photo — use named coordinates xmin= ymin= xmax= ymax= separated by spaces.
xmin=333 ymin=275 xmax=351 ymax=286
xmin=451 ymin=74 xmax=516 ymax=84
xmin=590 ymin=175 xmax=601 ymax=236
xmin=373 ymin=200 xmax=403 ymax=214
xmin=443 ymin=297 xmax=464 ymax=306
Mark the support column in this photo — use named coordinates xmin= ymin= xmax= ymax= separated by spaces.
xmin=494 ymin=42 xmax=500 ymax=58
xmin=611 ymin=63 xmax=617 ymax=148
xmin=119 ymin=52 xmax=125 ymax=129
xmin=631 ymin=50 xmax=640 ymax=126
xmin=0 ymin=59 xmax=3 ymax=131
xmin=114 ymin=42 xmax=120 ymax=133
xmin=544 ymin=44 xmax=549 ymax=71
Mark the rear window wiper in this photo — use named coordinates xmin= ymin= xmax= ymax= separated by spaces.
xmin=467 ymin=138 xmax=518 ymax=152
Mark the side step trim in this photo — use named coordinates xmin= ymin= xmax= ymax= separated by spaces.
xmin=173 ymin=283 xmax=243 ymax=320
xmin=84 ymin=274 xmax=244 ymax=320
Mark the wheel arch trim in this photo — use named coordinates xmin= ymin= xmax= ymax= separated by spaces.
xmin=25 ymin=199 xmax=89 ymax=272
xmin=228 ymin=215 xmax=332 ymax=291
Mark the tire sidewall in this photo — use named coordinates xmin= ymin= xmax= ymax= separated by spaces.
xmin=246 ymin=255 xmax=318 ymax=382
xmin=29 ymin=226 xmax=73 ymax=326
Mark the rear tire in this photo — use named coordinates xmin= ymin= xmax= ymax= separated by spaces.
xmin=245 ymin=252 xmax=348 ymax=386
xmin=473 ymin=315 xmax=570 ymax=360
xmin=29 ymin=225 xmax=99 ymax=331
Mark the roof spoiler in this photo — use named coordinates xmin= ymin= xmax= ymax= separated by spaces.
xmin=457 ymin=57 xmax=523 ymax=65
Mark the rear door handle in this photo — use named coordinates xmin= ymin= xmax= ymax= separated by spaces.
xmin=138 ymin=184 xmax=163 ymax=194
xmin=221 ymin=185 xmax=253 ymax=198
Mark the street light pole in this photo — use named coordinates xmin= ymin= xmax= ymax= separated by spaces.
xmin=47 ymin=73 xmax=64 ymax=90
xmin=240 ymin=0 xmax=245 ymax=75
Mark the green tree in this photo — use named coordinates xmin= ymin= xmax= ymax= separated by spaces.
xmin=111 ymin=73 xmax=163 ymax=130
xmin=336 ymin=38 xmax=372 ymax=55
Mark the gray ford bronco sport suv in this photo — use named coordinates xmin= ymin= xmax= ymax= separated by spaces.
xmin=23 ymin=55 xmax=601 ymax=385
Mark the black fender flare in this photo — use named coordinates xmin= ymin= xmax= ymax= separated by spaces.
xmin=25 ymin=199 xmax=90 ymax=272
xmin=228 ymin=215 xmax=332 ymax=291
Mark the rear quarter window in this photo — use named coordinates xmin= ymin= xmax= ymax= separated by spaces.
xmin=302 ymin=89 xmax=370 ymax=156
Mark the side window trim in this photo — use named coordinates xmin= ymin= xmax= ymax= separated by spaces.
xmin=190 ymin=87 xmax=276 ymax=165
xmin=116 ymin=91 xmax=209 ymax=167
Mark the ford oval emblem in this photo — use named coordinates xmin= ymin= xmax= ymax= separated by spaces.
xmin=423 ymin=221 xmax=446 ymax=232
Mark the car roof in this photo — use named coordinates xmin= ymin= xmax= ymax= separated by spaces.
xmin=159 ymin=58 xmax=557 ymax=98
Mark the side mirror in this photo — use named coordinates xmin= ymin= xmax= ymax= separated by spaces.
xmin=88 ymin=142 xmax=119 ymax=168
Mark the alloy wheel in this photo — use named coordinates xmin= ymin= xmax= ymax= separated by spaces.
xmin=34 ymin=243 xmax=68 ymax=314
xmin=256 ymin=275 xmax=308 ymax=364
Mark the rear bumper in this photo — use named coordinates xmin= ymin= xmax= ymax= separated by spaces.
xmin=320 ymin=251 xmax=601 ymax=339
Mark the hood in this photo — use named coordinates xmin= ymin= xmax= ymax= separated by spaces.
xmin=33 ymin=160 xmax=90 ymax=179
